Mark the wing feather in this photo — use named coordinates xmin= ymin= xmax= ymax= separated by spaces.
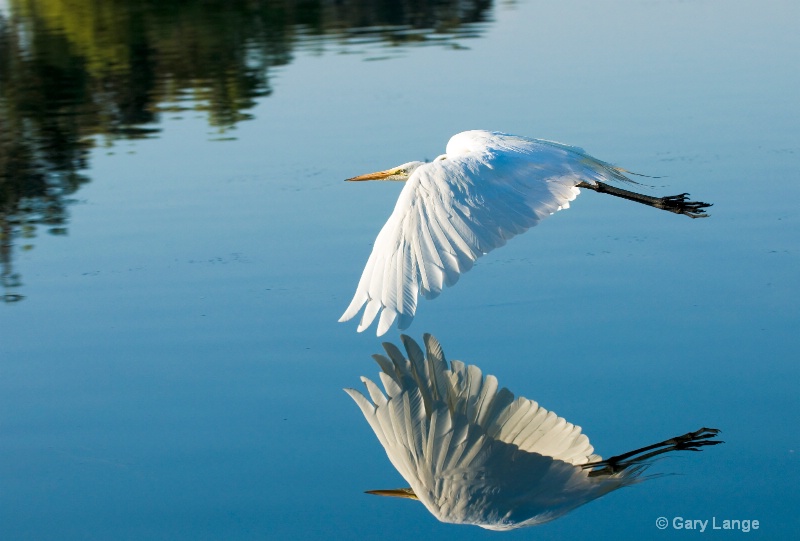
xmin=357 ymin=298 xmax=382 ymax=333
xmin=371 ymin=354 xmax=394 ymax=379
xmin=378 ymin=371 xmax=402 ymax=399
xmin=422 ymin=333 xmax=450 ymax=402
xmin=361 ymin=376 xmax=387 ymax=407
xmin=377 ymin=306 xmax=397 ymax=336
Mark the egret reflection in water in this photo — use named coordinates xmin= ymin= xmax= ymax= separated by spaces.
xmin=339 ymin=131 xmax=712 ymax=335
xmin=346 ymin=334 xmax=722 ymax=530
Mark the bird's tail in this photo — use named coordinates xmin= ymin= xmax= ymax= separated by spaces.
xmin=536 ymin=138 xmax=653 ymax=186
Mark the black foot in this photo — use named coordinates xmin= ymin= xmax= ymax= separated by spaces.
xmin=658 ymin=193 xmax=713 ymax=218
xmin=657 ymin=427 xmax=723 ymax=452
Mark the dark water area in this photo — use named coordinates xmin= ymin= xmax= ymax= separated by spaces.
xmin=0 ymin=0 xmax=490 ymax=302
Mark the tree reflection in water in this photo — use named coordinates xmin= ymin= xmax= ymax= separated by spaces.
xmin=0 ymin=0 xmax=493 ymax=301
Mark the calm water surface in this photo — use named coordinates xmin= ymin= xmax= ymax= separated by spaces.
xmin=1 ymin=0 xmax=798 ymax=539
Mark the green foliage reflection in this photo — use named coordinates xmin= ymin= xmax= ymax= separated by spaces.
xmin=0 ymin=0 xmax=492 ymax=301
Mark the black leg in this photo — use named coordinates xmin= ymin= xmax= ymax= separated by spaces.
xmin=584 ymin=427 xmax=723 ymax=477
xmin=576 ymin=181 xmax=713 ymax=219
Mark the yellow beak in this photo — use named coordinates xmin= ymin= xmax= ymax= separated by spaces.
xmin=365 ymin=488 xmax=418 ymax=500
xmin=345 ymin=169 xmax=396 ymax=181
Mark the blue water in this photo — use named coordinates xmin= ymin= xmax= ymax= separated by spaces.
xmin=1 ymin=0 xmax=798 ymax=539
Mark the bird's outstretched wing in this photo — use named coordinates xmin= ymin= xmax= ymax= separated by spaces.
xmin=345 ymin=334 xmax=630 ymax=529
xmin=339 ymin=131 xmax=632 ymax=335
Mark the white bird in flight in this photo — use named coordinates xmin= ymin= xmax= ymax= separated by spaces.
xmin=346 ymin=334 xmax=722 ymax=530
xmin=339 ymin=130 xmax=711 ymax=336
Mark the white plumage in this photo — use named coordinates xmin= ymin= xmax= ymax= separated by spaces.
xmin=339 ymin=130 xmax=710 ymax=336
xmin=346 ymin=334 xmax=721 ymax=530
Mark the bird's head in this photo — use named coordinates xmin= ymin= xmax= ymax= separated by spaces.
xmin=346 ymin=161 xmax=427 ymax=182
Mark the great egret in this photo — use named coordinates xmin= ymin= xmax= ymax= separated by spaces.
xmin=339 ymin=130 xmax=712 ymax=336
xmin=346 ymin=334 xmax=722 ymax=530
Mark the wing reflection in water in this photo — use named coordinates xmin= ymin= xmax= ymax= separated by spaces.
xmin=0 ymin=0 xmax=494 ymax=301
xmin=346 ymin=334 xmax=722 ymax=530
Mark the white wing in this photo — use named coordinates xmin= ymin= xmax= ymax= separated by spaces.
xmin=340 ymin=130 xmax=632 ymax=335
xmin=346 ymin=334 xmax=636 ymax=530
